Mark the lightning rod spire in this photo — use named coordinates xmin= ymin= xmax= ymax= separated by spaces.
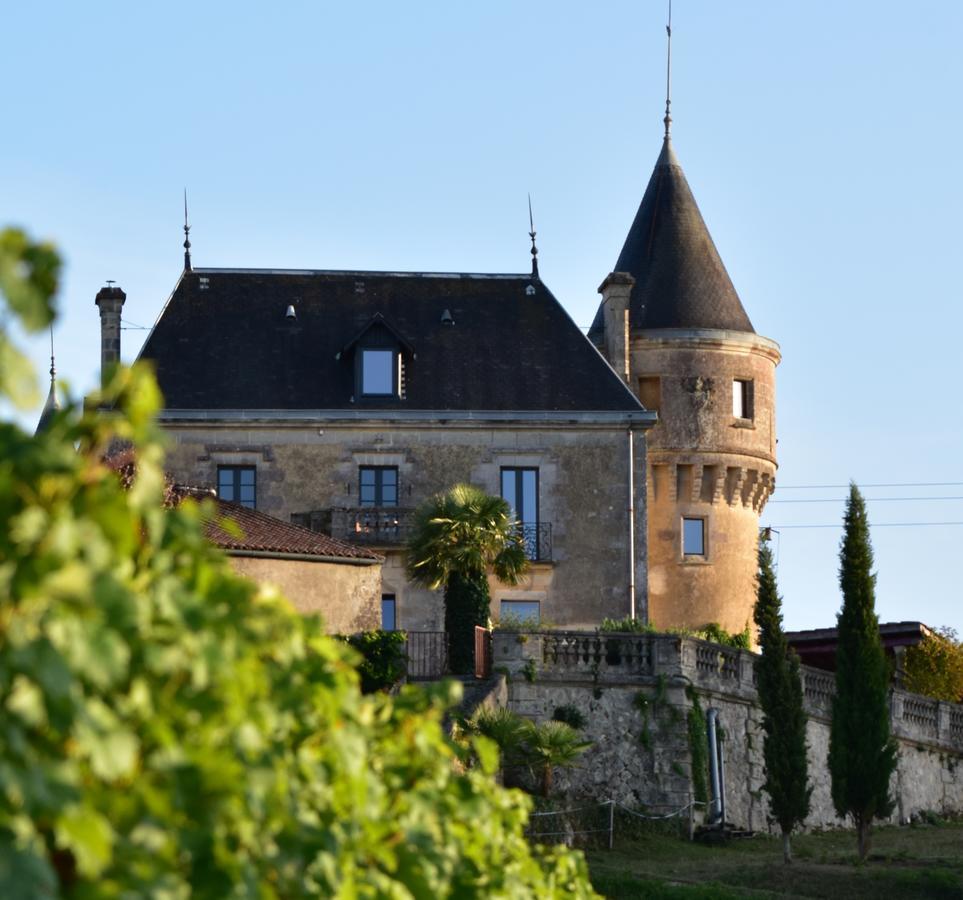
xmin=183 ymin=189 xmax=192 ymax=271
xmin=528 ymin=193 xmax=539 ymax=279
xmin=664 ymin=0 xmax=673 ymax=140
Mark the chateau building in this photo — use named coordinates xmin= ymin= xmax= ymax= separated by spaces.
xmin=91 ymin=108 xmax=777 ymax=638
xmin=100 ymin=266 xmax=654 ymax=631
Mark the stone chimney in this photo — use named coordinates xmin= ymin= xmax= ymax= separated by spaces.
xmin=95 ymin=284 xmax=126 ymax=386
xmin=597 ymin=271 xmax=635 ymax=383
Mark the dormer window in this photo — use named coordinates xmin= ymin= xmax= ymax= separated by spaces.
xmin=362 ymin=349 xmax=396 ymax=396
xmin=340 ymin=313 xmax=414 ymax=402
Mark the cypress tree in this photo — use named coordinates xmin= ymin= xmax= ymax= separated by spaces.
xmin=754 ymin=540 xmax=811 ymax=863
xmin=828 ymin=483 xmax=898 ymax=861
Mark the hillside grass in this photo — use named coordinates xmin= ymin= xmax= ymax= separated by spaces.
xmin=586 ymin=822 xmax=963 ymax=898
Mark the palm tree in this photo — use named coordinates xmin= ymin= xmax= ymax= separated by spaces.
xmin=406 ymin=484 xmax=528 ymax=673
xmin=523 ymin=720 xmax=592 ymax=797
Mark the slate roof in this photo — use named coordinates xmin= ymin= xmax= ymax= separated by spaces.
xmin=202 ymin=497 xmax=382 ymax=562
xmin=588 ymin=139 xmax=753 ymax=342
xmin=138 ymin=270 xmax=643 ymax=413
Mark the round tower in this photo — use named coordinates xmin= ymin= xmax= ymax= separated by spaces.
xmin=591 ymin=136 xmax=780 ymax=635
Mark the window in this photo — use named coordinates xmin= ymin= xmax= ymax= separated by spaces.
xmin=682 ymin=517 xmax=705 ymax=557
xmin=638 ymin=376 xmax=661 ymax=414
xmin=732 ymin=379 xmax=753 ymax=420
xmin=360 ymin=466 xmax=398 ymax=507
xmin=361 ymin=349 xmax=395 ymax=396
xmin=381 ymin=594 xmax=397 ymax=631
xmin=501 ymin=467 xmax=540 ymax=560
xmin=217 ymin=465 xmax=256 ymax=508
xmin=500 ymin=599 xmax=540 ymax=626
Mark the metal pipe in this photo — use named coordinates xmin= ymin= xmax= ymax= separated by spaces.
xmin=718 ymin=727 xmax=727 ymax=827
xmin=706 ymin=708 xmax=722 ymax=824
xmin=628 ymin=429 xmax=636 ymax=620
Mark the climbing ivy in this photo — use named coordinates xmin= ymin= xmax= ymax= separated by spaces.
xmin=686 ymin=686 xmax=710 ymax=805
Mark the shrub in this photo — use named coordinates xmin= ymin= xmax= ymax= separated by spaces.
xmin=552 ymin=705 xmax=588 ymax=731
xmin=903 ymin=627 xmax=963 ymax=703
xmin=341 ymin=629 xmax=408 ymax=693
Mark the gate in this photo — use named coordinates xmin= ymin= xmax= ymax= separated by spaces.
xmin=405 ymin=631 xmax=449 ymax=680
xmin=474 ymin=627 xmax=492 ymax=679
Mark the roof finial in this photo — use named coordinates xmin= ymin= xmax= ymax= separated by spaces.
xmin=49 ymin=325 xmax=56 ymax=384
xmin=527 ymin=193 xmax=539 ymax=279
xmin=663 ymin=0 xmax=673 ymax=140
xmin=183 ymin=188 xmax=192 ymax=272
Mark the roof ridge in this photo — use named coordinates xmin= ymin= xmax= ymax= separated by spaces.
xmin=191 ymin=267 xmax=533 ymax=280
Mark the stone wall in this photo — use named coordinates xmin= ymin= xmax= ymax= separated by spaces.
xmin=494 ymin=631 xmax=963 ymax=831
xmin=227 ymin=554 xmax=382 ymax=634
xmin=160 ymin=420 xmax=647 ymax=630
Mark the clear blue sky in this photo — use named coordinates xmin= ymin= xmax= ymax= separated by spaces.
xmin=4 ymin=1 xmax=962 ymax=634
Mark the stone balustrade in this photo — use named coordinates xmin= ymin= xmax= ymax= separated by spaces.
xmin=492 ymin=629 xmax=963 ymax=756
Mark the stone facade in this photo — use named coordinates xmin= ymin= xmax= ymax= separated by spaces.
xmin=160 ymin=417 xmax=648 ymax=631
xmin=227 ymin=555 xmax=381 ymax=634
xmin=636 ymin=330 xmax=780 ymax=635
xmin=494 ymin=631 xmax=963 ymax=830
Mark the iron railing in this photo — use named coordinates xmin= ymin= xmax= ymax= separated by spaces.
xmin=518 ymin=522 xmax=552 ymax=562
xmin=405 ymin=631 xmax=449 ymax=680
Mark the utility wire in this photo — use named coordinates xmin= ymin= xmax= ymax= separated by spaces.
xmin=768 ymin=521 xmax=963 ymax=530
xmin=776 ymin=481 xmax=963 ymax=490
xmin=772 ymin=496 xmax=963 ymax=504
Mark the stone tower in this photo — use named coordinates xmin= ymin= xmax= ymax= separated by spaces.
xmin=590 ymin=135 xmax=780 ymax=635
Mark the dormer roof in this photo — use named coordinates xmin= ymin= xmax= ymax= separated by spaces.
xmin=589 ymin=139 xmax=753 ymax=340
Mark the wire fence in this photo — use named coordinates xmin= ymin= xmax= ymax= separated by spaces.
xmin=526 ymin=797 xmax=707 ymax=848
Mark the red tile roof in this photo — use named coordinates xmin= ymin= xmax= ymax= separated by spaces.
xmin=202 ymin=497 xmax=383 ymax=562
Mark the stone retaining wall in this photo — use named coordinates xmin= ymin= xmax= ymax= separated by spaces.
xmin=493 ymin=631 xmax=963 ymax=831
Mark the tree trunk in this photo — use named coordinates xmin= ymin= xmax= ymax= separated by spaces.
xmin=857 ymin=818 xmax=871 ymax=861
xmin=541 ymin=765 xmax=553 ymax=798
xmin=782 ymin=830 xmax=792 ymax=865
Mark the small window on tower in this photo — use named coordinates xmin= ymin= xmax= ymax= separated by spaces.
xmin=639 ymin=376 xmax=661 ymax=414
xmin=682 ymin=517 xmax=706 ymax=557
xmin=733 ymin=379 xmax=753 ymax=420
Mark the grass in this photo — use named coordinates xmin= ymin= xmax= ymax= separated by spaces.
xmin=585 ymin=822 xmax=963 ymax=899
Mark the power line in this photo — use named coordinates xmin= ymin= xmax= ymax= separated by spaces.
xmin=768 ymin=521 xmax=963 ymax=529
xmin=771 ymin=496 xmax=963 ymax=504
xmin=775 ymin=481 xmax=963 ymax=490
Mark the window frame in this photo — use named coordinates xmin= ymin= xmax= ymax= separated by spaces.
xmin=638 ymin=375 xmax=662 ymax=414
xmin=360 ymin=348 xmax=398 ymax=397
xmin=381 ymin=593 xmax=398 ymax=631
xmin=732 ymin=378 xmax=754 ymax=421
xmin=359 ymin=465 xmax=399 ymax=507
xmin=500 ymin=466 xmax=541 ymax=561
xmin=500 ymin=599 xmax=540 ymax=626
xmin=217 ymin=465 xmax=257 ymax=509
xmin=682 ymin=516 xmax=706 ymax=558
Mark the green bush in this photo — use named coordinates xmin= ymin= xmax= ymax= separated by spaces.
xmin=599 ymin=617 xmax=751 ymax=649
xmin=0 ymin=228 xmax=599 ymax=898
xmin=552 ymin=705 xmax=588 ymax=731
xmin=341 ymin=629 xmax=408 ymax=693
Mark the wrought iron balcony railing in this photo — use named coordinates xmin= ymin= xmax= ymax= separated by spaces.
xmin=341 ymin=508 xmax=414 ymax=545
xmin=518 ymin=522 xmax=552 ymax=562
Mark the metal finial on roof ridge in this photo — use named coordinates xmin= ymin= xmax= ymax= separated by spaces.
xmin=527 ymin=193 xmax=539 ymax=279
xmin=48 ymin=325 xmax=56 ymax=386
xmin=183 ymin=188 xmax=192 ymax=272
xmin=663 ymin=0 xmax=673 ymax=140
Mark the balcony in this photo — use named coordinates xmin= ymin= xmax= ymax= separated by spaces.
xmin=292 ymin=508 xmax=551 ymax=559
xmin=518 ymin=522 xmax=552 ymax=563
xmin=291 ymin=507 xmax=415 ymax=547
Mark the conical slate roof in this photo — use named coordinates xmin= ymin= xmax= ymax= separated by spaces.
xmin=34 ymin=374 xmax=59 ymax=435
xmin=589 ymin=139 xmax=753 ymax=339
